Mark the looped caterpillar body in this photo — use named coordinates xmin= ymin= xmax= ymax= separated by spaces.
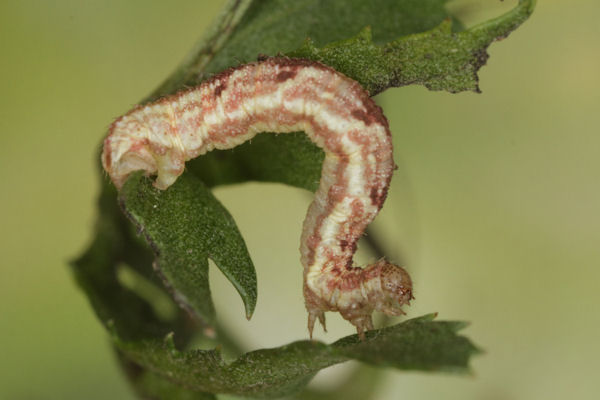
xmin=102 ymin=57 xmax=413 ymax=339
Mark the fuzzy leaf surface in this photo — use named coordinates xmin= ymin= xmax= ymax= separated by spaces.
xmin=113 ymin=315 xmax=480 ymax=398
xmin=119 ymin=172 xmax=256 ymax=322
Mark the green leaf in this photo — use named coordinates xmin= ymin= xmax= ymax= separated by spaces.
xmin=112 ymin=314 xmax=480 ymax=398
xmin=151 ymin=0 xmax=455 ymax=100
xmin=332 ymin=314 xmax=479 ymax=372
xmin=119 ymin=172 xmax=257 ymax=323
xmin=153 ymin=0 xmax=534 ymax=100
xmin=290 ymin=0 xmax=536 ymax=94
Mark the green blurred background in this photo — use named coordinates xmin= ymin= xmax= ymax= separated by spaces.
xmin=1 ymin=0 xmax=598 ymax=399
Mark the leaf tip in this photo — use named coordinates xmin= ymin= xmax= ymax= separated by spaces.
xmin=451 ymin=320 xmax=472 ymax=332
xmin=439 ymin=18 xmax=453 ymax=32
xmin=422 ymin=312 xmax=438 ymax=321
xmin=239 ymin=285 xmax=257 ymax=320
xmin=357 ymin=25 xmax=373 ymax=41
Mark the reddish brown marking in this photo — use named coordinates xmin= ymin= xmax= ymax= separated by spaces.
xmin=340 ymin=272 xmax=362 ymax=290
xmin=214 ymin=82 xmax=227 ymax=97
xmin=355 ymin=89 xmax=390 ymax=133
xmin=377 ymin=185 xmax=389 ymax=209
xmin=369 ymin=187 xmax=379 ymax=206
xmin=305 ymin=212 xmax=324 ymax=267
xmin=326 ymin=264 xmax=342 ymax=276
xmin=276 ymin=69 xmax=298 ymax=82
xmin=351 ymin=109 xmax=373 ymax=126
xmin=345 ymin=258 xmax=354 ymax=270
xmin=348 ymin=241 xmax=357 ymax=255
xmin=369 ymin=185 xmax=389 ymax=208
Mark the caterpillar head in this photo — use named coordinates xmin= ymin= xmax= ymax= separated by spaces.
xmin=373 ymin=259 xmax=413 ymax=316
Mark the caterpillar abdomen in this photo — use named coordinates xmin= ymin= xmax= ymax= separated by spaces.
xmin=102 ymin=57 xmax=413 ymax=339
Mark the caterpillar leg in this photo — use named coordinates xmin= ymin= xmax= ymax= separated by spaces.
xmin=307 ymin=310 xmax=327 ymax=339
xmin=339 ymin=307 xmax=375 ymax=341
xmin=153 ymin=149 xmax=185 ymax=190
xmin=351 ymin=315 xmax=374 ymax=341
xmin=304 ymin=280 xmax=328 ymax=339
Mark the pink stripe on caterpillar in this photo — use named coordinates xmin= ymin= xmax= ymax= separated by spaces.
xmin=102 ymin=57 xmax=413 ymax=339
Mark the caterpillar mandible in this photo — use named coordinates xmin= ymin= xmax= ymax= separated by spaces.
xmin=102 ymin=57 xmax=413 ymax=339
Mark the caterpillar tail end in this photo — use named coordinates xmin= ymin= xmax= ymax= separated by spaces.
xmin=102 ymin=124 xmax=186 ymax=191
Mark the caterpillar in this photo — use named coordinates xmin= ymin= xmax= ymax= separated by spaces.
xmin=102 ymin=57 xmax=413 ymax=339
